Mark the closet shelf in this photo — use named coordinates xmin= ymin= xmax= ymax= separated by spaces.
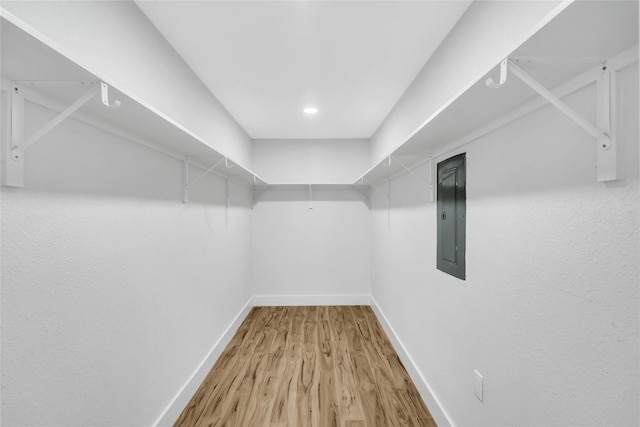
xmin=1 ymin=18 xmax=266 ymax=191
xmin=3 ymin=2 xmax=637 ymax=196
xmin=253 ymin=183 xmax=369 ymax=189
xmin=354 ymin=1 xmax=638 ymax=188
xmin=3 ymin=76 xmax=267 ymax=189
xmin=251 ymin=183 xmax=371 ymax=209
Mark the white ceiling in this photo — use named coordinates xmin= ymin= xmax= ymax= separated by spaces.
xmin=135 ymin=1 xmax=472 ymax=140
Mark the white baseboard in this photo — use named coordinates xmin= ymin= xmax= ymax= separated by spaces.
xmin=152 ymin=297 xmax=254 ymax=427
xmin=370 ymin=296 xmax=454 ymax=427
xmin=252 ymin=294 xmax=370 ymax=306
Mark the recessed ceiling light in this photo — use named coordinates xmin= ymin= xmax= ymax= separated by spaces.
xmin=303 ymin=107 xmax=318 ymax=115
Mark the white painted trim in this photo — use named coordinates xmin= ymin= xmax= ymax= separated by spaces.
xmin=152 ymin=297 xmax=255 ymax=427
xmin=252 ymin=294 xmax=370 ymax=306
xmin=370 ymin=296 xmax=455 ymax=427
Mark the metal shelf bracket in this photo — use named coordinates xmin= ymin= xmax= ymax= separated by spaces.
xmin=251 ymin=186 xmax=269 ymax=209
xmin=100 ymin=82 xmax=121 ymax=109
xmin=596 ymin=65 xmax=616 ymax=181
xmin=5 ymin=81 xmax=111 ymax=187
xmin=183 ymin=158 xmax=225 ymax=203
xmin=485 ymin=59 xmax=508 ymax=89
xmin=225 ymin=178 xmax=230 ymax=225
xmin=492 ymin=60 xmax=616 ymax=182
xmin=183 ymin=159 xmax=189 ymax=203
xmin=354 ymin=185 xmax=371 ymax=209
xmin=392 ymin=155 xmax=434 ymax=195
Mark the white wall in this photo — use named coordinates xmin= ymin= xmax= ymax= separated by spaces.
xmin=370 ymin=0 xmax=571 ymax=164
xmin=250 ymin=139 xmax=372 ymax=299
xmin=0 ymin=1 xmax=252 ymax=167
xmin=371 ymin=63 xmax=639 ymax=426
xmin=0 ymin=92 xmax=253 ymax=426
xmin=252 ymin=189 xmax=371 ymax=301
xmin=252 ymin=138 xmax=370 ymax=183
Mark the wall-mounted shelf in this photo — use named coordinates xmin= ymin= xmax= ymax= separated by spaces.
xmin=252 ymin=183 xmax=371 ymax=209
xmin=1 ymin=17 xmax=267 ymax=197
xmin=2 ymin=2 xmax=637 ymax=208
xmin=0 ymin=17 xmax=370 ymax=211
xmin=354 ymin=1 xmax=638 ymax=191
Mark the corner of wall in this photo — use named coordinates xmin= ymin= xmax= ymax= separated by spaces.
xmin=252 ymin=294 xmax=370 ymax=306
xmin=153 ymin=296 xmax=255 ymax=427
xmin=369 ymin=296 xmax=455 ymax=427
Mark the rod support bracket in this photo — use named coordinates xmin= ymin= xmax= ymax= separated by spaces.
xmin=100 ymin=82 xmax=121 ymax=109
xmin=486 ymin=59 xmax=508 ymax=89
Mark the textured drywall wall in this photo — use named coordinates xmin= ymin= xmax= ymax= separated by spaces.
xmin=370 ymin=0 xmax=571 ymax=164
xmin=0 ymin=0 xmax=252 ymax=167
xmin=370 ymin=63 xmax=639 ymax=426
xmin=0 ymin=93 xmax=253 ymax=426
xmin=252 ymin=139 xmax=370 ymax=183
xmin=251 ymin=189 xmax=371 ymax=298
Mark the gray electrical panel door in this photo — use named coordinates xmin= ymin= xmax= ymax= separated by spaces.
xmin=437 ymin=153 xmax=466 ymax=280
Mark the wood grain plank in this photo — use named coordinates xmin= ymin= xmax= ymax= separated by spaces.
xmin=269 ymin=343 xmax=300 ymax=426
xmin=174 ymin=306 xmax=436 ymax=427
xmin=347 ymin=306 xmax=387 ymax=427
xmin=333 ymin=340 xmax=365 ymax=421
xmin=174 ymin=307 xmax=266 ymax=426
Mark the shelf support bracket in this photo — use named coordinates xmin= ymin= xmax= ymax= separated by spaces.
xmin=387 ymin=179 xmax=391 ymax=228
xmin=183 ymin=159 xmax=189 ymax=203
xmin=353 ymin=185 xmax=371 ymax=209
xmin=183 ymin=158 xmax=225 ymax=203
xmin=189 ymin=159 xmax=224 ymax=188
xmin=5 ymin=83 xmax=25 ymax=187
xmin=5 ymin=82 xmax=101 ymax=187
xmin=392 ymin=155 xmax=434 ymax=197
xmin=508 ymin=60 xmax=608 ymax=140
xmin=14 ymin=83 xmax=100 ymax=158
xmin=508 ymin=60 xmax=615 ymax=181
xmin=596 ymin=65 xmax=616 ymax=181
xmin=100 ymin=82 xmax=121 ymax=109
xmin=308 ymin=184 xmax=313 ymax=210
xmin=225 ymin=178 xmax=230 ymax=226
xmin=252 ymin=186 xmax=269 ymax=209
xmin=368 ymin=180 xmax=389 ymax=203
xmin=485 ymin=59 xmax=508 ymax=88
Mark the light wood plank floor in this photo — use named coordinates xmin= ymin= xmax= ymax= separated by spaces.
xmin=174 ymin=305 xmax=436 ymax=427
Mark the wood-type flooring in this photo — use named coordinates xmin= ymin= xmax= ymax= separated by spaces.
xmin=174 ymin=305 xmax=436 ymax=427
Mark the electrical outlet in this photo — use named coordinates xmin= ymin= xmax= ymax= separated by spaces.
xmin=474 ymin=370 xmax=483 ymax=402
